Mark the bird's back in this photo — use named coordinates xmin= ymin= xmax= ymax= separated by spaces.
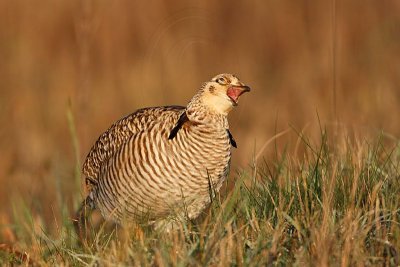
xmin=82 ymin=106 xmax=185 ymax=189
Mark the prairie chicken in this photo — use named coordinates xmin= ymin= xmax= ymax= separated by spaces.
xmin=75 ymin=73 xmax=250 ymax=234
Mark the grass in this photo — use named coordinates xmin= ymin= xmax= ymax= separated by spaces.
xmin=1 ymin=128 xmax=400 ymax=266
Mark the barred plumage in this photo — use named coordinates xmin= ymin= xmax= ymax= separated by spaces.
xmin=76 ymin=74 xmax=250 ymax=231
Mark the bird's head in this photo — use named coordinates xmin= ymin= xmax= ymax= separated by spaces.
xmin=197 ymin=73 xmax=251 ymax=116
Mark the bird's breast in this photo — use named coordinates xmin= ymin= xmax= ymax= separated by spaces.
xmin=164 ymin=124 xmax=231 ymax=183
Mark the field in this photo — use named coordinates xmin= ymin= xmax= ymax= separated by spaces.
xmin=1 ymin=0 xmax=400 ymax=266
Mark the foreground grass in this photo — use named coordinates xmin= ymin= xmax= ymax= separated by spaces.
xmin=2 ymin=130 xmax=400 ymax=266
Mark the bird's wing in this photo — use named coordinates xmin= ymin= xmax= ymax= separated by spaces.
xmin=82 ymin=105 xmax=185 ymax=191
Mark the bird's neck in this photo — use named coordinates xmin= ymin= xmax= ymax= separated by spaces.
xmin=186 ymin=101 xmax=229 ymax=129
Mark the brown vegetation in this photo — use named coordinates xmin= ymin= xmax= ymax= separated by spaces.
xmin=1 ymin=0 xmax=400 ymax=265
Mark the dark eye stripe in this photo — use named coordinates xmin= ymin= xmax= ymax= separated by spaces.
xmin=216 ymin=77 xmax=226 ymax=84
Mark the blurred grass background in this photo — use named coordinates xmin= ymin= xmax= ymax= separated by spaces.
xmin=0 ymin=0 xmax=400 ymax=238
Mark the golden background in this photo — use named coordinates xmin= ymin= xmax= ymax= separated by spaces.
xmin=1 ymin=0 xmax=399 ymax=231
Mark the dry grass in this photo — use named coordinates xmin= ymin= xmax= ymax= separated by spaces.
xmin=1 ymin=0 xmax=400 ymax=265
xmin=2 ymin=128 xmax=400 ymax=265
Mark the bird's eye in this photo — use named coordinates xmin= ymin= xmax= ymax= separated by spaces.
xmin=216 ymin=77 xmax=227 ymax=84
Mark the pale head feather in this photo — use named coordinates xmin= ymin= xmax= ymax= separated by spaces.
xmin=186 ymin=74 xmax=250 ymax=127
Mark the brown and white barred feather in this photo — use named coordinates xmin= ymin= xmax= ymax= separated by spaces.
xmin=76 ymin=73 xmax=250 ymax=231
xmin=82 ymin=106 xmax=185 ymax=191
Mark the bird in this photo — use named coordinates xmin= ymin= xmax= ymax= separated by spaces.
xmin=74 ymin=73 xmax=250 ymax=237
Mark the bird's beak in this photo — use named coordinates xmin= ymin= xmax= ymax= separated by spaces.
xmin=227 ymin=85 xmax=251 ymax=106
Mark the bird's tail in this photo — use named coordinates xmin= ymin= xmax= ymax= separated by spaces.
xmin=74 ymin=194 xmax=95 ymax=246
